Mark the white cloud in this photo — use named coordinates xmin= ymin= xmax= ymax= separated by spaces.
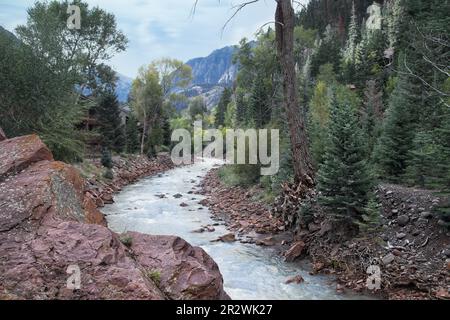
xmin=0 ymin=0 xmax=284 ymax=77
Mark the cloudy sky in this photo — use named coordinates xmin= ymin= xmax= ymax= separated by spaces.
xmin=0 ymin=0 xmax=300 ymax=78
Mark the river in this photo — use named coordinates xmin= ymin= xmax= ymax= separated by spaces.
xmin=102 ymin=158 xmax=368 ymax=300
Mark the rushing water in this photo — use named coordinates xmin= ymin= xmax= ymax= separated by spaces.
xmin=103 ymin=158 xmax=367 ymax=300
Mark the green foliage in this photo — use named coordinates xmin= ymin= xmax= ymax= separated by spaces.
xmin=130 ymin=65 xmax=163 ymax=154
xmin=16 ymin=0 xmax=128 ymax=93
xmin=310 ymin=26 xmax=341 ymax=78
xmin=150 ymin=58 xmax=192 ymax=98
xmin=248 ymin=73 xmax=271 ymax=128
xmin=235 ymin=88 xmax=247 ymax=127
xmin=215 ymin=88 xmax=232 ymax=127
xmin=374 ymin=72 xmax=421 ymax=179
xmin=125 ymin=114 xmax=140 ymax=154
xmin=218 ymin=164 xmax=260 ymax=187
xmin=101 ymin=148 xmax=113 ymax=169
xmin=357 ymin=196 xmax=382 ymax=234
xmin=96 ymin=92 xmax=125 ymax=152
xmin=119 ymin=234 xmax=133 ymax=248
xmin=361 ymin=80 xmax=383 ymax=156
xmin=103 ymin=168 xmax=114 ymax=180
xmin=308 ymin=80 xmax=331 ymax=167
xmin=403 ymin=132 xmax=439 ymax=188
xmin=146 ymin=269 xmax=161 ymax=285
xmin=318 ymin=100 xmax=373 ymax=226
xmin=0 ymin=26 xmax=85 ymax=162
xmin=189 ymin=96 xmax=207 ymax=120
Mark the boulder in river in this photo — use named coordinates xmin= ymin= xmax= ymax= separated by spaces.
xmin=285 ymin=275 xmax=305 ymax=285
xmin=212 ymin=233 xmax=236 ymax=243
xmin=284 ymin=241 xmax=306 ymax=262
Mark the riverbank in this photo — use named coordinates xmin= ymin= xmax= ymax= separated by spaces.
xmin=198 ymin=167 xmax=450 ymax=300
xmin=76 ymin=153 xmax=175 ymax=210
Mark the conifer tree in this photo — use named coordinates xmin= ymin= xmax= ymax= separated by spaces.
xmin=215 ymin=88 xmax=232 ymax=127
xmin=235 ymin=88 xmax=247 ymax=127
xmin=318 ymin=100 xmax=373 ymax=227
xmin=361 ymin=80 xmax=383 ymax=155
xmin=404 ymin=132 xmax=438 ymax=188
xmin=248 ymin=73 xmax=271 ymax=128
xmin=125 ymin=114 xmax=140 ymax=154
xmin=374 ymin=71 xmax=421 ymax=179
xmin=343 ymin=1 xmax=359 ymax=64
xmin=308 ymin=80 xmax=331 ymax=167
xmin=97 ymin=92 xmax=125 ymax=152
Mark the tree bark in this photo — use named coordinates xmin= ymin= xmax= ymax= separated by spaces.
xmin=275 ymin=0 xmax=315 ymax=188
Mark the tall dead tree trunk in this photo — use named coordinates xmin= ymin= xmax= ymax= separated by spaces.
xmin=275 ymin=0 xmax=315 ymax=188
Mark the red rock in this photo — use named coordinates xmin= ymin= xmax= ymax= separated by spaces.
xmin=0 ymin=221 xmax=165 ymax=300
xmin=284 ymin=241 xmax=306 ymax=262
xmin=0 ymin=135 xmax=228 ymax=300
xmin=436 ymin=288 xmax=450 ymax=299
xmin=102 ymin=193 xmax=114 ymax=204
xmin=0 ymin=135 xmax=53 ymax=180
xmin=126 ymin=232 xmax=230 ymax=300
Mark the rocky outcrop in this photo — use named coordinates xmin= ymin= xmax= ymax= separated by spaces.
xmin=0 ymin=135 xmax=229 ymax=300
xmin=0 ymin=134 xmax=53 ymax=181
xmin=126 ymin=233 xmax=230 ymax=300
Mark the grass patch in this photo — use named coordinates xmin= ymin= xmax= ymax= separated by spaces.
xmin=145 ymin=269 xmax=161 ymax=285
xmin=119 ymin=234 xmax=133 ymax=248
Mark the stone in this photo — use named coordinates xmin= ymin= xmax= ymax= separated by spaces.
xmin=102 ymin=193 xmax=114 ymax=204
xmin=285 ymin=275 xmax=305 ymax=285
xmin=127 ymin=232 xmax=230 ymax=300
xmin=420 ymin=212 xmax=433 ymax=219
xmin=396 ymin=232 xmax=407 ymax=239
xmin=256 ymin=237 xmax=275 ymax=246
xmin=213 ymin=233 xmax=236 ymax=243
xmin=284 ymin=241 xmax=306 ymax=262
xmin=396 ymin=215 xmax=410 ymax=227
xmin=180 ymin=202 xmax=189 ymax=207
xmin=173 ymin=193 xmax=183 ymax=199
xmin=435 ymin=288 xmax=450 ymax=299
xmin=382 ymin=253 xmax=396 ymax=265
xmin=0 ymin=135 xmax=53 ymax=180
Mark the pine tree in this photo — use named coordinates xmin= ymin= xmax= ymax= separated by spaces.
xmin=343 ymin=1 xmax=359 ymax=64
xmin=386 ymin=0 xmax=405 ymax=50
xmin=235 ymin=88 xmax=247 ymax=127
xmin=403 ymin=132 xmax=439 ymax=188
xmin=248 ymin=73 xmax=271 ymax=128
xmin=374 ymin=71 xmax=421 ymax=179
xmin=361 ymin=80 xmax=383 ymax=156
xmin=101 ymin=147 xmax=113 ymax=169
xmin=318 ymin=100 xmax=373 ymax=228
xmin=97 ymin=92 xmax=125 ymax=152
xmin=215 ymin=88 xmax=232 ymax=127
xmin=125 ymin=114 xmax=140 ymax=154
xmin=308 ymin=80 xmax=331 ymax=167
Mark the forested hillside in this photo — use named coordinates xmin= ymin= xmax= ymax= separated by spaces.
xmin=214 ymin=0 xmax=450 ymax=232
